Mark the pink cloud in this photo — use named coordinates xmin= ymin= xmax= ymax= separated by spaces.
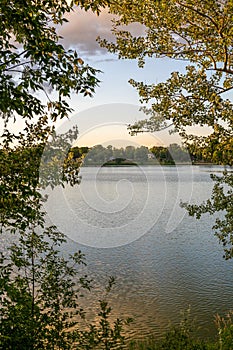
xmin=59 ymin=8 xmax=115 ymax=56
xmin=58 ymin=8 xmax=144 ymax=57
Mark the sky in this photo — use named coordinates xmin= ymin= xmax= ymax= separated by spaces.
xmin=56 ymin=8 xmax=212 ymax=148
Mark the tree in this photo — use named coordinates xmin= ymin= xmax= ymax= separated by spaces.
xmin=113 ymin=146 xmax=126 ymax=159
xmin=168 ymin=143 xmax=190 ymax=163
xmin=134 ymin=145 xmax=148 ymax=162
xmin=103 ymin=0 xmax=232 ymax=142
xmin=0 ymin=0 xmax=106 ymax=229
xmin=125 ymin=145 xmax=135 ymax=160
xmin=102 ymin=0 xmax=233 ymax=257
xmin=0 ymin=225 xmax=89 ymax=349
xmin=0 ymin=1 xmax=129 ymax=348
xmin=150 ymin=146 xmax=169 ymax=164
xmin=0 ymin=1 xmax=104 ymax=124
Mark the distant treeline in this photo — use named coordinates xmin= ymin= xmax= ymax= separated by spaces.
xmin=70 ymin=143 xmax=204 ymax=165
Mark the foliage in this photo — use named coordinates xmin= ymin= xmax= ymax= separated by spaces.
xmin=0 ymin=0 xmax=105 ymax=230
xmin=102 ymin=0 xmax=233 ymax=258
xmin=1 ymin=1 xmax=101 ymax=125
xmin=71 ymin=142 xmax=223 ymax=166
xmin=182 ymin=171 xmax=233 ymax=260
xmin=83 ymin=144 xmax=149 ymax=165
xmin=0 ymin=0 xmax=129 ymax=348
xmin=186 ymin=126 xmax=233 ymax=166
xmin=1 ymin=235 xmax=130 ymax=349
xmin=77 ymin=277 xmax=133 ymax=350
xmin=151 ymin=143 xmax=191 ymax=164
xmin=0 ymin=227 xmax=89 ymax=350
xmin=76 ymin=143 xmax=192 ymax=165
xmin=103 ymin=0 xmax=233 ymax=146
xmin=0 ymin=128 xmax=88 ymax=349
xmin=215 ymin=311 xmax=233 ymax=350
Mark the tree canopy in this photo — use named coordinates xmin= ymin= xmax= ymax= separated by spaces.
xmin=102 ymin=0 xmax=233 ymax=153
xmin=0 ymin=0 xmax=102 ymax=126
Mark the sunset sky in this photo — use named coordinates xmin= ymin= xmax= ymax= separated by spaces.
xmin=57 ymin=8 xmax=212 ymax=148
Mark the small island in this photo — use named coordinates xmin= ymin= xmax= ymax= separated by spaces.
xmin=102 ymin=157 xmax=138 ymax=167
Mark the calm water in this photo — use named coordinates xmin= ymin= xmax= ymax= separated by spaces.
xmin=46 ymin=166 xmax=233 ymax=339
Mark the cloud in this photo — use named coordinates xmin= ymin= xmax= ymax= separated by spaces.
xmin=58 ymin=8 xmax=115 ymax=56
xmin=94 ymin=57 xmax=118 ymax=63
xmin=58 ymin=8 xmax=144 ymax=58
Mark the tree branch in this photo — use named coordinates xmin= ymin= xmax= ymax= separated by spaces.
xmin=0 ymin=50 xmax=27 ymax=68
xmin=177 ymin=1 xmax=220 ymax=32
xmin=207 ymin=67 xmax=233 ymax=75
xmin=7 ymin=61 xmax=33 ymax=71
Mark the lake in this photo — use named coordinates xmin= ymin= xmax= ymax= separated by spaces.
xmin=45 ymin=165 xmax=233 ymax=340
